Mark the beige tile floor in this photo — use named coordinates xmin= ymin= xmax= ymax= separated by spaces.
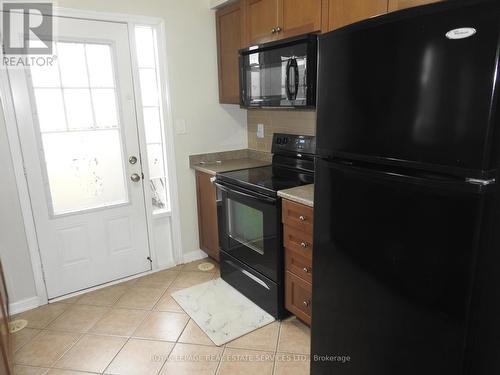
xmin=12 ymin=258 xmax=311 ymax=375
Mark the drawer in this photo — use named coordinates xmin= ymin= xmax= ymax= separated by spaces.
xmin=284 ymin=225 xmax=313 ymax=259
xmin=282 ymin=199 xmax=314 ymax=234
xmin=285 ymin=271 xmax=312 ymax=325
xmin=285 ymin=247 xmax=312 ymax=283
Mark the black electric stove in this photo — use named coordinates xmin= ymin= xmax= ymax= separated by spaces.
xmin=215 ymin=133 xmax=316 ymax=319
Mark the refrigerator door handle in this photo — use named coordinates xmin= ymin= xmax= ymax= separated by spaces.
xmin=465 ymin=178 xmax=496 ymax=186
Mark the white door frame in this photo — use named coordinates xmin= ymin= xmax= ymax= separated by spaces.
xmin=0 ymin=6 xmax=184 ymax=307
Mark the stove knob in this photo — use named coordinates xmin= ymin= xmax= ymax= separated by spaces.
xmin=277 ymin=137 xmax=282 ymax=144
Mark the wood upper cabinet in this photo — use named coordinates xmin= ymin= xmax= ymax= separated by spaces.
xmin=278 ymin=0 xmax=323 ymax=39
xmin=216 ymin=1 xmax=244 ymax=104
xmin=324 ymin=0 xmax=388 ymax=31
xmin=195 ymin=171 xmax=220 ymax=262
xmin=388 ymin=0 xmax=443 ymax=11
xmin=245 ymin=0 xmax=279 ymax=45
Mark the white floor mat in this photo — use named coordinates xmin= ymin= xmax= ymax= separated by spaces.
xmin=172 ymin=278 xmax=275 ymax=346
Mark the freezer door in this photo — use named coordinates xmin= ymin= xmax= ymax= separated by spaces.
xmin=317 ymin=0 xmax=500 ymax=178
xmin=310 ymin=159 xmax=491 ymax=375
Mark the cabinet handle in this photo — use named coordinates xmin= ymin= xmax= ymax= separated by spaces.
xmin=299 ymin=215 xmax=306 ymax=221
xmin=303 ymin=300 xmax=310 ymax=307
xmin=276 ymin=26 xmax=282 ymax=32
xmin=271 ymin=28 xmax=277 ymax=34
xmin=303 ymin=267 xmax=310 ymax=273
xmin=209 ymin=176 xmax=216 ymax=184
xmin=300 ymin=242 xmax=308 ymax=248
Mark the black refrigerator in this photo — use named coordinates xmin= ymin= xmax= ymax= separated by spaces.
xmin=312 ymin=1 xmax=500 ymax=374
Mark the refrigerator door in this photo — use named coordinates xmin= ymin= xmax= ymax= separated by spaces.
xmin=311 ymin=159 xmax=493 ymax=375
xmin=317 ymin=0 xmax=500 ymax=179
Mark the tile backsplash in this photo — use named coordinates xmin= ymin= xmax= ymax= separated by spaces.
xmin=247 ymin=110 xmax=316 ymax=153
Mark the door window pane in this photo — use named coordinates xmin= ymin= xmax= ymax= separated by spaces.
xmin=135 ymin=27 xmax=156 ymax=68
xmin=33 ymin=88 xmax=66 ymax=132
xmin=135 ymin=25 xmax=170 ymax=213
xmin=30 ymin=60 xmax=60 ymax=87
xmin=147 ymin=144 xmax=165 ymax=179
xmin=42 ymin=129 xmax=128 ymax=215
xmin=86 ymin=44 xmax=115 ymax=87
xmin=92 ymin=89 xmax=119 ymax=128
xmin=150 ymin=178 xmax=167 ymax=211
xmin=138 ymin=68 xmax=159 ymax=106
xmin=57 ymin=43 xmax=88 ymax=87
xmin=64 ymin=89 xmax=94 ymax=130
xmin=227 ymin=199 xmax=264 ymax=255
xmin=143 ymin=107 xmax=161 ymax=143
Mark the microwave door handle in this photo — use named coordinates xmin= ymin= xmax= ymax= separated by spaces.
xmin=285 ymin=59 xmax=292 ymax=101
xmin=293 ymin=58 xmax=299 ymax=99
xmin=215 ymin=182 xmax=277 ymax=204
xmin=286 ymin=58 xmax=299 ymax=101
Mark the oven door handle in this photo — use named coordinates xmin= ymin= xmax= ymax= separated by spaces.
xmin=215 ymin=182 xmax=277 ymax=204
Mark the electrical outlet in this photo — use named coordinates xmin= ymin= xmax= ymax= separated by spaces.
xmin=257 ymin=123 xmax=265 ymax=139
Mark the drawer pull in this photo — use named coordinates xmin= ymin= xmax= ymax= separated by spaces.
xmin=300 ymin=242 xmax=308 ymax=248
xmin=299 ymin=215 xmax=306 ymax=221
xmin=303 ymin=300 xmax=310 ymax=307
xmin=303 ymin=267 xmax=310 ymax=273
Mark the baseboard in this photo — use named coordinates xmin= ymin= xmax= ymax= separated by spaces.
xmin=9 ymin=296 xmax=40 ymax=315
xmin=183 ymin=249 xmax=208 ymax=264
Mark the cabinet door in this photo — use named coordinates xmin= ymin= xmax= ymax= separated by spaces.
xmin=216 ymin=2 xmax=244 ymax=104
xmin=327 ymin=0 xmax=388 ymax=31
xmin=195 ymin=171 xmax=220 ymax=261
xmin=245 ymin=0 xmax=279 ymax=45
xmin=388 ymin=0 xmax=442 ymax=11
xmin=278 ymin=0 xmax=322 ymax=39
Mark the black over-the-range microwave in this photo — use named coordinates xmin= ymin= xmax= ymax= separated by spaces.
xmin=239 ymin=34 xmax=317 ymax=109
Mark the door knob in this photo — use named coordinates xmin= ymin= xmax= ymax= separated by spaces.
xmin=129 ymin=156 xmax=138 ymax=165
xmin=130 ymin=173 xmax=141 ymax=182
xmin=271 ymin=28 xmax=277 ymax=34
xmin=276 ymin=26 xmax=282 ymax=32
xmin=299 ymin=215 xmax=306 ymax=221
xmin=303 ymin=300 xmax=310 ymax=307
xmin=300 ymin=242 xmax=308 ymax=248
xmin=303 ymin=267 xmax=310 ymax=273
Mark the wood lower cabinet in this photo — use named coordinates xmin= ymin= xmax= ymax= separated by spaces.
xmin=216 ymin=1 xmax=244 ymax=104
xmin=245 ymin=0 xmax=279 ymax=45
xmin=388 ymin=0 xmax=443 ymax=11
xmin=324 ymin=0 xmax=388 ymax=31
xmin=195 ymin=171 xmax=220 ymax=261
xmin=283 ymin=199 xmax=313 ymax=325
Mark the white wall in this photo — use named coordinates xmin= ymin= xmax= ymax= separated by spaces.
xmin=0 ymin=0 xmax=247 ymax=310
xmin=0 ymin=98 xmax=38 ymax=313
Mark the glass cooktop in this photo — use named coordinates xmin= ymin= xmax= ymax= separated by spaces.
xmin=217 ymin=165 xmax=314 ymax=197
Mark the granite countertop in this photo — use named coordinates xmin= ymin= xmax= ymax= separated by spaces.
xmin=278 ymin=184 xmax=314 ymax=207
xmin=189 ymin=149 xmax=271 ymax=175
xmin=192 ymin=158 xmax=271 ymax=175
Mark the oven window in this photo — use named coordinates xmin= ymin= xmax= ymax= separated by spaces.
xmin=227 ymin=199 xmax=264 ymax=255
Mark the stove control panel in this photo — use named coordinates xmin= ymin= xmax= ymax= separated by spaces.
xmin=272 ymin=133 xmax=316 ymax=155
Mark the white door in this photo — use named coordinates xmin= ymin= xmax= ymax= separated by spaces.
xmin=8 ymin=16 xmax=152 ymax=299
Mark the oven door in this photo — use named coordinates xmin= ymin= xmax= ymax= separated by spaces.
xmin=216 ymin=182 xmax=282 ymax=282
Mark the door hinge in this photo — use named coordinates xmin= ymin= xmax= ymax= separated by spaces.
xmin=141 ymin=172 xmax=145 ymax=180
